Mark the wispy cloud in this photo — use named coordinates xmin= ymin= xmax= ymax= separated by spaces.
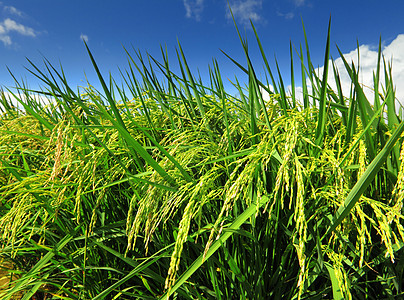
xmin=226 ymin=0 xmax=263 ymax=25
xmin=293 ymin=0 xmax=305 ymax=7
xmin=0 ymin=18 xmax=36 ymax=46
xmin=183 ymin=0 xmax=204 ymax=21
xmin=80 ymin=34 xmax=89 ymax=43
xmin=3 ymin=5 xmax=24 ymax=17
xmin=276 ymin=0 xmax=307 ymax=20
xmin=0 ymin=34 xmax=11 ymax=46
xmin=277 ymin=11 xmax=294 ymax=20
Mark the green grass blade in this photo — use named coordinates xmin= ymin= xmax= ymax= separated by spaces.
xmin=92 ymin=243 xmax=175 ymax=300
xmin=339 ymin=96 xmax=388 ymax=168
xmin=126 ymin=118 xmax=195 ymax=183
xmin=373 ymin=37 xmax=382 ymax=111
xmin=248 ymin=67 xmax=259 ymax=145
xmin=326 ymin=119 xmax=404 ymax=236
xmin=275 ymin=58 xmax=289 ymax=115
xmin=299 ymin=44 xmax=309 ymax=109
xmin=384 ymin=58 xmax=399 ymax=129
xmin=4 ymin=88 xmax=53 ymax=131
xmin=314 ymin=17 xmax=331 ymax=147
xmin=290 ymin=41 xmax=296 ymax=108
xmin=3 ymin=228 xmax=78 ymax=300
xmin=177 ymin=41 xmax=207 ymax=120
xmin=89 ymin=96 xmax=178 ymax=187
xmin=324 ymin=262 xmax=345 ymax=300
xmin=337 ymin=46 xmax=376 ymax=159
xmin=301 ymin=17 xmax=315 ymax=99
xmin=250 ymin=21 xmax=279 ymax=95
xmin=159 ymin=195 xmax=269 ymax=300
xmin=84 ymin=42 xmax=127 ymax=131
xmin=331 ymin=59 xmax=347 ymax=126
xmin=213 ymin=59 xmax=234 ymax=157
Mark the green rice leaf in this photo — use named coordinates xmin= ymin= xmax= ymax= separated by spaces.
xmin=159 ymin=195 xmax=269 ymax=300
xmin=324 ymin=262 xmax=344 ymax=300
xmin=326 ymin=119 xmax=404 ymax=236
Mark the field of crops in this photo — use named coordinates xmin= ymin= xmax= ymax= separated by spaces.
xmin=1 ymin=19 xmax=404 ymax=299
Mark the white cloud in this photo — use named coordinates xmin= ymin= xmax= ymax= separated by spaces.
xmin=261 ymin=34 xmax=404 ymax=109
xmin=183 ymin=0 xmax=204 ymax=21
xmin=0 ymin=18 xmax=36 ymax=46
xmin=3 ymin=18 xmax=35 ymax=36
xmin=314 ymin=34 xmax=404 ymax=107
xmin=3 ymin=6 xmax=24 ymax=17
xmin=80 ymin=34 xmax=89 ymax=43
xmin=227 ymin=0 xmax=263 ymax=25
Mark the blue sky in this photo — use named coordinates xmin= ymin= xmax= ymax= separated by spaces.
xmin=1 ymin=0 xmax=404 ymax=102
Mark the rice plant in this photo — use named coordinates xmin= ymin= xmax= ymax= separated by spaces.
xmin=1 ymin=16 xmax=404 ymax=299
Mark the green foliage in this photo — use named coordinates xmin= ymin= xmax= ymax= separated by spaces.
xmin=1 ymin=16 xmax=404 ymax=300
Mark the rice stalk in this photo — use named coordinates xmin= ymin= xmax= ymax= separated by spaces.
xmin=1 ymin=14 xmax=404 ymax=299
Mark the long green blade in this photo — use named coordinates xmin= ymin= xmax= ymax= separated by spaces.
xmin=160 ymin=195 xmax=269 ymax=299
xmin=315 ymin=17 xmax=331 ymax=147
xmin=326 ymin=120 xmax=404 ymax=236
